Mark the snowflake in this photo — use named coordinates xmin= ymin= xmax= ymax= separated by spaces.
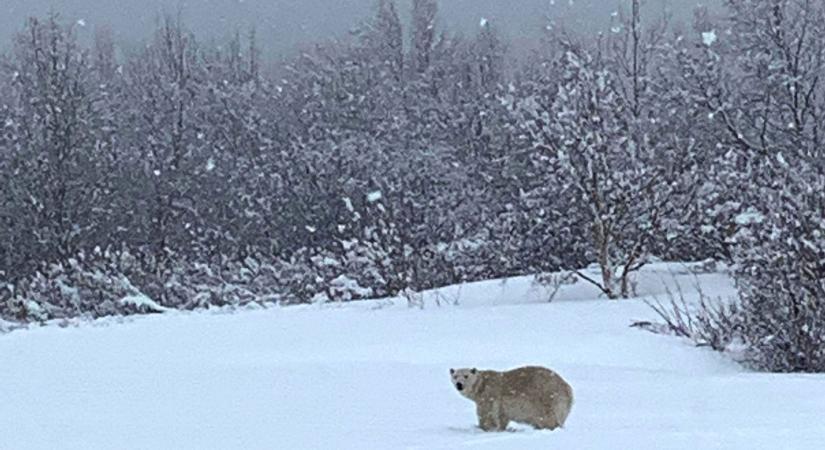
xmin=702 ymin=30 xmax=717 ymax=46
xmin=366 ymin=191 xmax=382 ymax=203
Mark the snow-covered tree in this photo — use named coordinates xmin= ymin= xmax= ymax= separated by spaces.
xmin=521 ymin=40 xmax=694 ymax=299
xmin=410 ymin=0 xmax=438 ymax=74
xmin=706 ymin=0 xmax=825 ymax=371
xmin=473 ymin=19 xmax=507 ymax=93
xmin=0 ymin=16 xmax=110 ymax=277
xmin=646 ymin=0 xmax=825 ymax=372
xmin=119 ymin=15 xmax=207 ymax=270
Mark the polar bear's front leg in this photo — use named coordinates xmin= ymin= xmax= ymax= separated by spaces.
xmin=476 ymin=402 xmax=496 ymax=431
xmin=477 ymin=401 xmax=507 ymax=432
xmin=496 ymin=408 xmax=510 ymax=431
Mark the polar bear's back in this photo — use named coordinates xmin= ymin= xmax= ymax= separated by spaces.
xmin=499 ymin=365 xmax=574 ymax=429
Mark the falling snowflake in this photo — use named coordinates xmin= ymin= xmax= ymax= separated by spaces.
xmin=735 ymin=210 xmax=765 ymax=226
xmin=702 ymin=30 xmax=717 ymax=46
xmin=479 ymin=17 xmax=488 ymax=28
xmin=366 ymin=191 xmax=382 ymax=203
xmin=343 ymin=197 xmax=354 ymax=212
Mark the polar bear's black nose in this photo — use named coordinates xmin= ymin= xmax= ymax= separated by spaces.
xmin=456 ymin=382 xmax=464 ymax=391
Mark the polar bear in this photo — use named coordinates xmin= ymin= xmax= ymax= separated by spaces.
xmin=450 ymin=366 xmax=573 ymax=432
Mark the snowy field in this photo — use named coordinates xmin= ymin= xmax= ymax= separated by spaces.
xmin=2 ymin=263 xmax=824 ymax=450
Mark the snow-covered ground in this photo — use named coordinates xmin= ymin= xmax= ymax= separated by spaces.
xmin=2 ymin=263 xmax=824 ymax=449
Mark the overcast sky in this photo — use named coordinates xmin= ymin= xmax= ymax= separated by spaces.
xmin=2 ymin=0 xmax=721 ymax=55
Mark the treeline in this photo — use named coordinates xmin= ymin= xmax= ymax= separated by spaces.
xmin=1 ymin=1 xmax=823 ymax=371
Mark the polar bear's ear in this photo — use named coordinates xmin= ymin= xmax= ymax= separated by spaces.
xmin=471 ymin=368 xmax=477 ymax=374
xmin=450 ymin=368 xmax=455 ymax=374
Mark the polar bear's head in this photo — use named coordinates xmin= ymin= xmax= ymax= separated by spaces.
xmin=450 ymin=368 xmax=480 ymax=397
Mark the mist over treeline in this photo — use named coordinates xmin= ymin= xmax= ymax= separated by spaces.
xmin=1 ymin=0 xmax=824 ymax=372
xmin=2 ymin=0 xmax=718 ymax=58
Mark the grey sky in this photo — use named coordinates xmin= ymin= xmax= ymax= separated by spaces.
xmin=2 ymin=1 xmax=721 ymax=55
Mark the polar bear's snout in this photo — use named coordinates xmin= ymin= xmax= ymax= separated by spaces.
xmin=450 ymin=368 xmax=478 ymax=396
